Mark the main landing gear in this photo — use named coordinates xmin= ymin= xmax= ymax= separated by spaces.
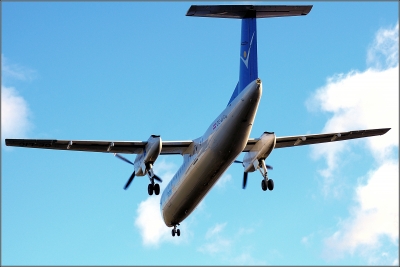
xmin=259 ymin=159 xmax=274 ymax=191
xmin=171 ymin=224 xmax=181 ymax=237
xmin=147 ymin=183 xmax=160 ymax=195
xmin=114 ymin=154 xmax=163 ymax=195
xmin=147 ymin=165 xmax=160 ymax=195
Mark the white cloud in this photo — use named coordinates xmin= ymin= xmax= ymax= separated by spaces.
xmin=1 ymin=56 xmax=35 ymax=141
xmin=198 ymin=236 xmax=232 ymax=255
xmin=134 ymin=196 xmax=171 ymax=247
xmin=215 ymin=173 xmax=232 ymax=189
xmin=308 ymin=66 xmax=398 ymax=180
xmin=367 ymin=23 xmax=399 ymax=70
xmin=307 ymin=22 xmax=399 ymax=262
xmin=307 ymin=22 xmax=398 ymax=186
xmin=301 ymin=233 xmax=314 ymax=246
xmin=134 ymin=159 xmax=191 ymax=247
xmin=323 ymin=161 xmax=399 ymax=260
xmin=1 ymin=54 xmax=36 ymax=81
xmin=1 ymin=85 xmax=32 ymax=139
xmin=198 ymin=222 xmax=232 ymax=255
xmin=205 ymin=222 xmax=227 ymax=239
xmin=230 ymin=251 xmax=267 ymax=265
xmin=198 ymin=222 xmax=266 ymax=264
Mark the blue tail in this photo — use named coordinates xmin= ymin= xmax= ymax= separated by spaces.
xmin=186 ymin=5 xmax=313 ymax=105
xmin=228 ymin=18 xmax=258 ymax=105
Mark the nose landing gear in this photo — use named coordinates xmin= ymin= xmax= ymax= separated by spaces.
xmin=171 ymin=224 xmax=181 ymax=237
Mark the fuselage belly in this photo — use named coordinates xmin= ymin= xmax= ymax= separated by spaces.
xmin=161 ymin=79 xmax=262 ymax=227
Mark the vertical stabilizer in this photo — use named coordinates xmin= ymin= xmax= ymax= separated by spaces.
xmin=186 ymin=5 xmax=313 ymax=105
xmin=228 ymin=18 xmax=258 ymax=105
xmin=238 ymin=18 xmax=258 ymax=99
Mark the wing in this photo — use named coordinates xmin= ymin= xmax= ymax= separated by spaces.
xmin=243 ymin=128 xmax=390 ymax=151
xmin=5 ymin=139 xmax=193 ymax=155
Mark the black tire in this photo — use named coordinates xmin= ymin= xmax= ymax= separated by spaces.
xmin=154 ymin=183 xmax=160 ymax=195
xmin=177 ymin=229 xmax=180 ymax=236
xmin=267 ymin=179 xmax=274 ymax=191
xmin=148 ymin=184 xmax=153 ymax=196
xmin=172 ymin=229 xmax=175 ymax=237
xmin=261 ymin=180 xmax=267 ymax=191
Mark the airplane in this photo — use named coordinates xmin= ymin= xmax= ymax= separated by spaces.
xmin=5 ymin=5 xmax=390 ymax=238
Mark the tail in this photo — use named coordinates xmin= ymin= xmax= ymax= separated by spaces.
xmin=186 ymin=5 xmax=312 ymax=105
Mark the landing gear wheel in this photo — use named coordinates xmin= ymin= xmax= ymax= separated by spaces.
xmin=148 ymin=184 xmax=154 ymax=195
xmin=267 ymin=179 xmax=274 ymax=191
xmin=261 ymin=180 xmax=267 ymax=191
xmin=172 ymin=224 xmax=180 ymax=237
xmin=154 ymin=183 xmax=160 ymax=195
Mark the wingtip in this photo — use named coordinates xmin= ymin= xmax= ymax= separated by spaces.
xmin=383 ymin=128 xmax=391 ymax=134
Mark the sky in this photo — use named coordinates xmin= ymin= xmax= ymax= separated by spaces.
xmin=1 ymin=1 xmax=399 ymax=265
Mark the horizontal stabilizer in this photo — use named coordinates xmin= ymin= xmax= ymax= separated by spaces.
xmin=186 ymin=5 xmax=312 ymax=19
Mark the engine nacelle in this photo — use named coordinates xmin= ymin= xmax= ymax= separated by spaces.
xmin=242 ymin=132 xmax=276 ymax=173
xmin=134 ymin=135 xmax=162 ymax=176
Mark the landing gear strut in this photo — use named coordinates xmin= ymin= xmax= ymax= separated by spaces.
xmin=147 ymin=164 xmax=160 ymax=195
xmin=258 ymin=159 xmax=274 ymax=191
xmin=171 ymin=224 xmax=181 ymax=237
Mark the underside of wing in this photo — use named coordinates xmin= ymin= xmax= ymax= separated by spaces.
xmin=243 ymin=128 xmax=390 ymax=151
xmin=160 ymin=141 xmax=193 ymax=154
xmin=274 ymin=128 xmax=390 ymax=148
xmin=5 ymin=139 xmax=193 ymax=155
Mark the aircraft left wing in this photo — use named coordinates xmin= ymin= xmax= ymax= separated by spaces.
xmin=243 ymin=128 xmax=390 ymax=151
xmin=4 ymin=139 xmax=193 ymax=155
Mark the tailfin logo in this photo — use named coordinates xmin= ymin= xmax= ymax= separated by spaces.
xmin=240 ymin=32 xmax=255 ymax=69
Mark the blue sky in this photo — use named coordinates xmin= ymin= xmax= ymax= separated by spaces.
xmin=2 ymin=1 xmax=398 ymax=265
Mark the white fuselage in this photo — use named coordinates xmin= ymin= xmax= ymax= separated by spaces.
xmin=160 ymin=79 xmax=262 ymax=227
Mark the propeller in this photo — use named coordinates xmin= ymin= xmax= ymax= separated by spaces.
xmin=114 ymin=153 xmax=136 ymax=190
xmin=242 ymin=171 xmax=248 ymax=189
xmin=124 ymin=171 xmax=136 ymax=190
xmin=114 ymin=153 xmax=162 ymax=189
xmin=114 ymin=153 xmax=134 ymax=165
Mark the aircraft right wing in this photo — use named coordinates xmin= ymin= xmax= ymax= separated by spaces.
xmin=244 ymin=128 xmax=390 ymax=151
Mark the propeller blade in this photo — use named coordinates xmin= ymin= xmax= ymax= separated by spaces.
xmin=114 ymin=153 xmax=134 ymax=165
xmin=124 ymin=171 xmax=136 ymax=190
xmin=153 ymin=174 xmax=163 ymax=183
xmin=242 ymin=172 xmax=248 ymax=189
xmin=234 ymin=160 xmax=243 ymax=164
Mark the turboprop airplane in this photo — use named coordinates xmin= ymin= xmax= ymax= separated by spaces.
xmin=5 ymin=5 xmax=391 ymax=237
